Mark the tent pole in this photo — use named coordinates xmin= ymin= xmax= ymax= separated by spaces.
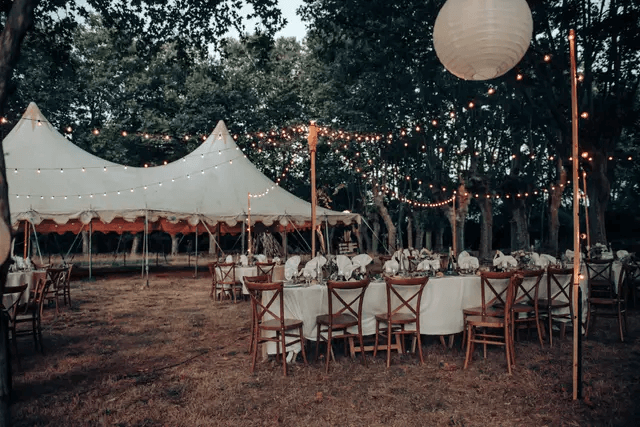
xmin=324 ymin=216 xmax=330 ymax=257
xmin=195 ymin=224 xmax=198 ymax=279
xmin=144 ymin=212 xmax=149 ymax=287
xmin=217 ymin=223 xmax=221 ymax=260
xmin=88 ymin=221 xmax=92 ymax=279
xmin=582 ymin=172 xmax=590 ymax=252
xmin=247 ymin=193 xmax=252 ymax=256
xmin=569 ymin=28 xmax=582 ymax=401
xmin=23 ymin=220 xmax=28 ymax=259
xmin=452 ymin=196 xmax=457 ymax=257
xmin=308 ymin=121 xmax=317 ymax=257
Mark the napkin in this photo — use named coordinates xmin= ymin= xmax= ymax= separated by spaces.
xmin=384 ymin=259 xmax=399 ymax=275
xmin=493 ymin=253 xmax=517 ymax=270
xmin=351 ymin=254 xmax=373 ymax=274
xmin=616 ymin=250 xmax=630 ymax=261
xmin=302 ymin=259 xmax=318 ymax=280
xmin=419 ymin=248 xmax=433 ymax=258
xmin=541 ymin=254 xmax=557 ymax=265
xmin=284 ymin=256 xmax=301 ymax=281
xmin=254 ymin=254 xmax=267 ymax=263
xmin=335 ymin=255 xmax=352 ymax=278
xmin=458 ymin=251 xmax=479 ymax=270
xmin=416 ymin=259 xmax=439 ymax=271
xmin=225 ymin=255 xmax=233 ymax=263
xmin=240 ymin=254 xmax=249 ymax=267
xmin=272 ymin=257 xmax=281 ymax=265
xmin=565 ymin=249 xmax=584 ymax=263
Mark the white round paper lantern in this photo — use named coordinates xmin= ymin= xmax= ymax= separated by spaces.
xmin=433 ymin=0 xmax=533 ymax=81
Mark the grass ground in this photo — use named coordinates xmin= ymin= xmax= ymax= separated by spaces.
xmin=10 ymin=273 xmax=640 ymax=426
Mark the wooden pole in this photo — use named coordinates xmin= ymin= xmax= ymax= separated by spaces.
xmin=308 ymin=122 xmax=318 ymax=257
xmin=247 ymin=192 xmax=252 ymax=256
xmin=88 ymin=221 xmax=93 ymax=279
xmin=569 ymin=28 xmax=581 ymax=401
xmin=582 ymin=172 xmax=590 ymax=252
xmin=194 ymin=224 xmax=198 ymax=279
xmin=451 ymin=196 xmax=457 ymax=257
xmin=23 ymin=220 xmax=28 ymax=259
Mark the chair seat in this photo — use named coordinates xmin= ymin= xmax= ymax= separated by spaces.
xmin=374 ymin=312 xmax=417 ymax=324
xmin=463 ymin=305 xmax=503 ymax=316
xmin=465 ymin=315 xmax=506 ymax=327
xmin=316 ymin=313 xmax=358 ymax=328
xmin=537 ymin=299 xmax=570 ymax=309
xmin=261 ymin=318 xmax=304 ymax=330
xmin=512 ymin=303 xmax=536 ymax=313
xmin=588 ymin=297 xmax=619 ymax=305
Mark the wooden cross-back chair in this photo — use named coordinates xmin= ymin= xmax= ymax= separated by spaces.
xmin=256 ymin=262 xmax=276 ymax=281
xmin=537 ymin=267 xmax=574 ymax=347
xmin=3 ymin=284 xmax=28 ymax=367
xmin=315 ymin=278 xmax=370 ymax=373
xmin=461 ymin=271 xmax=515 ymax=349
xmin=511 ymin=269 xmax=545 ymax=347
xmin=464 ymin=273 xmax=521 ymax=374
xmin=244 ymin=280 xmax=307 ymax=376
xmin=374 ymin=276 xmax=428 ymax=368
xmin=208 ymin=262 xmax=241 ymax=303
xmin=44 ymin=267 xmax=68 ymax=315
xmin=14 ymin=276 xmax=50 ymax=354
xmin=624 ymin=258 xmax=640 ymax=307
xmin=244 ymin=274 xmax=272 ymax=354
xmin=585 ymin=261 xmax=628 ymax=341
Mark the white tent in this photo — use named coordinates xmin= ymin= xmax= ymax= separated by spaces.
xmin=4 ymin=103 xmax=359 ymax=236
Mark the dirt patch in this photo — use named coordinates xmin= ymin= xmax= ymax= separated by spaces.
xmin=10 ymin=274 xmax=640 ymax=426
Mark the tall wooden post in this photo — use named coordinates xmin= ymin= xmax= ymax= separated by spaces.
xmin=452 ymin=196 xmax=457 ymax=257
xmin=308 ymin=122 xmax=318 ymax=257
xmin=247 ymin=192 xmax=252 ymax=255
xmin=582 ymin=172 xmax=590 ymax=252
xmin=569 ymin=29 xmax=581 ymax=401
xmin=23 ymin=220 xmax=28 ymax=259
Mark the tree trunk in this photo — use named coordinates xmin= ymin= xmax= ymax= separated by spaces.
xmin=406 ymin=215 xmax=413 ymax=249
xmin=208 ymin=232 xmax=217 ymax=255
xmin=171 ymin=235 xmax=179 ymax=256
xmin=0 ymin=2 xmax=42 ymax=424
xmin=511 ymin=200 xmax=530 ymax=251
xmin=373 ymin=188 xmax=396 ymax=253
xmin=372 ymin=215 xmax=381 ymax=254
xmin=443 ymin=184 xmax=470 ymax=254
xmin=587 ymin=153 xmax=609 ymax=245
xmin=130 ymin=233 xmax=140 ymax=255
xmin=434 ymin=226 xmax=444 ymax=252
xmin=361 ymin=221 xmax=372 ymax=253
xmin=424 ymin=230 xmax=432 ymax=250
xmin=82 ymin=230 xmax=90 ymax=255
xmin=396 ymin=204 xmax=404 ymax=249
xmin=477 ymin=197 xmax=493 ymax=264
xmin=547 ymin=162 xmax=567 ymax=256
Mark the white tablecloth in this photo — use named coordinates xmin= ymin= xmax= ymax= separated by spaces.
xmin=215 ymin=265 xmax=285 ymax=294
xmin=4 ymin=270 xmax=47 ymax=307
xmin=264 ymin=272 xmax=582 ymax=354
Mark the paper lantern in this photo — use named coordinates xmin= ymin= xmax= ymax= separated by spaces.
xmin=433 ymin=0 xmax=533 ymax=81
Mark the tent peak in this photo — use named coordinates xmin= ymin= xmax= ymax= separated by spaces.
xmin=22 ymin=102 xmax=48 ymax=124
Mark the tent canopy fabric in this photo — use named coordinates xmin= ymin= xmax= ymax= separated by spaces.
xmin=5 ymin=103 xmax=359 ymax=234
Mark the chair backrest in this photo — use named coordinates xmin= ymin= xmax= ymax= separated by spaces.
xmin=326 ymin=278 xmax=370 ymax=323
xmin=545 ymin=267 xmax=574 ymax=304
xmin=3 ymin=284 xmax=28 ymax=319
xmin=216 ymin=262 xmax=236 ymax=284
xmin=585 ymin=260 xmax=615 ymax=298
xmin=244 ymin=280 xmax=285 ymax=328
xmin=17 ymin=275 xmax=50 ymax=318
xmin=480 ymin=271 xmax=515 ymax=314
xmin=514 ymin=269 xmax=544 ymax=303
xmin=383 ymin=276 xmax=429 ymax=320
xmin=503 ymin=274 xmax=522 ymax=327
xmin=244 ymin=274 xmax=271 ymax=284
xmin=256 ymin=262 xmax=276 ymax=280
xmin=46 ymin=267 xmax=67 ymax=290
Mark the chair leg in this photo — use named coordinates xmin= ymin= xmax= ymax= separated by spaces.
xmin=617 ymin=307 xmax=625 ymax=342
xmin=250 ymin=326 xmax=259 ymax=374
xmin=386 ymin=323 xmax=392 ymax=368
xmin=416 ymin=331 xmax=424 ymax=365
xmin=584 ymin=303 xmax=592 ymax=338
xmin=281 ymin=330 xmax=288 ymax=377
xmin=463 ymin=325 xmax=473 ymax=370
xmin=461 ymin=314 xmax=467 ymax=350
xmin=298 ymin=328 xmax=308 ymax=367
xmin=325 ymin=328 xmax=332 ymax=373
xmin=315 ymin=324 xmax=321 ymax=362
xmin=548 ymin=314 xmax=554 ymax=348
xmin=358 ymin=325 xmax=366 ymax=367
xmin=373 ymin=321 xmax=380 ymax=358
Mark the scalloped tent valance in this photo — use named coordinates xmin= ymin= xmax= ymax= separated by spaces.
xmin=5 ymin=103 xmax=359 ymax=235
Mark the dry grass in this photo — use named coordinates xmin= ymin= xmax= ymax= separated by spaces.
xmin=10 ymin=273 xmax=640 ymax=427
